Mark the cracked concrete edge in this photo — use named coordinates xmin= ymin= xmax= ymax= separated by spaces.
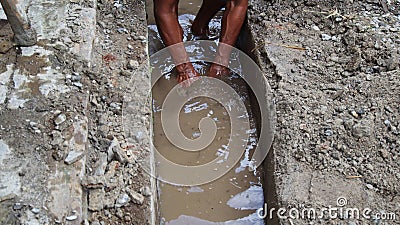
xmin=0 ymin=1 xmax=95 ymax=224
xmin=128 ymin=1 xmax=158 ymax=222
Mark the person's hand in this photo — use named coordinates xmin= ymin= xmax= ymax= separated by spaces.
xmin=176 ymin=62 xmax=200 ymax=87
xmin=208 ymin=63 xmax=231 ymax=77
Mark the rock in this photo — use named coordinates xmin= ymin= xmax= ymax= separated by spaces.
xmin=120 ymin=70 xmax=131 ymax=77
xmin=140 ymin=186 xmax=151 ymax=197
xmin=114 ymin=146 xmax=129 ymax=164
xmin=127 ymin=189 xmax=144 ymax=205
xmin=128 ymin=60 xmax=139 ymax=69
xmin=343 ymin=119 xmax=354 ymax=130
xmin=54 ymin=114 xmax=67 ymax=125
xmin=82 ymin=176 xmax=105 ymax=189
xmin=73 ymin=82 xmax=83 ymax=88
xmin=13 ymin=203 xmax=23 ymax=210
xmin=98 ymin=114 xmax=108 ymax=125
xmin=64 ymin=150 xmax=85 ymax=165
xmin=89 ymin=189 xmax=105 ymax=211
xmin=365 ymin=164 xmax=374 ymax=171
xmin=366 ymin=184 xmax=374 ymax=190
xmin=321 ymin=34 xmax=332 ymax=41
xmin=31 ymin=207 xmax=40 ymax=214
xmin=115 ymin=193 xmax=131 ymax=208
xmin=108 ymin=138 xmax=130 ymax=163
xmin=98 ymin=125 xmax=109 ymax=137
xmin=350 ymin=111 xmax=358 ymax=119
xmin=66 ymin=214 xmax=78 ymax=221
xmin=51 ymin=130 xmax=64 ymax=145
xmin=352 ymin=124 xmax=371 ymax=138
xmin=311 ymin=25 xmax=320 ymax=31
xmin=346 ymin=54 xmax=361 ymax=72
xmin=379 ymin=149 xmax=389 ymax=159
xmin=94 ymin=153 xmax=108 ymax=175
xmin=110 ymin=102 xmax=120 ymax=109
xmin=325 ymin=129 xmax=333 ymax=136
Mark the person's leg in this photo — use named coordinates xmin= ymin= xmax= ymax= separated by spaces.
xmin=209 ymin=0 xmax=248 ymax=77
xmin=191 ymin=0 xmax=226 ymax=37
xmin=154 ymin=0 xmax=198 ymax=84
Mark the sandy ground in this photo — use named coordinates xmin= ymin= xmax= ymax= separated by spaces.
xmin=0 ymin=0 xmax=399 ymax=224
xmin=249 ymin=0 xmax=399 ymax=224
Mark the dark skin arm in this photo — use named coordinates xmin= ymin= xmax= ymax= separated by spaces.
xmin=154 ymin=0 xmax=248 ymax=81
xmin=209 ymin=0 xmax=248 ymax=77
xmin=154 ymin=0 xmax=198 ymax=84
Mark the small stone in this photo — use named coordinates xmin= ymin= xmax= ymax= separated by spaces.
xmin=89 ymin=189 xmax=105 ymax=211
xmin=128 ymin=60 xmax=139 ymax=69
xmin=325 ymin=129 xmax=333 ymax=136
xmin=365 ymin=164 xmax=374 ymax=171
xmin=331 ymin=152 xmax=340 ymax=160
xmin=128 ymin=190 xmax=144 ymax=205
xmin=321 ymin=34 xmax=332 ymax=41
xmin=384 ymin=119 xmax=391 ymax=127
xmin=120 ymin=70 xmax=131 ymax=76
xmin=366 ymin=184 xmax=374 ymax=190
xmin=311 ymin=25 xmax=320 ymax=31
xmin=64 ymin=150 xmax=85 ymax=165
xmin=343 ymin=119 xmax=354 ymax=130
xmin=352 ymin=124 xmax=371 ymax=138
xmin=384 ymin=106 xmax=393 ymax=113
xmin=71 ymin=73 xmax=81 ymax=82
xmin=13 ymin=203 xmax=23 ymax=210
xmin=98 ymin=125 xmax=109 ymax=137
xmin=54 ymin=114 xmax=67 ymax=125
xmin=379 ymin=149 xmax=389 ymax=159
xmin=51 ymin=130 xmax=63 ymax=145
xmin=110 ymin=102 xmax=120 ymax=109
xmin=356 ymin=109 xmax=365 ymax=116
xmin=82 ymin=176 xmax=105 ymax=189
xmin=350 ymin=110 xmax=358 ymax=119
xmin=94 ymin=153 xmax=108 ymax=175
xmin=115 ymin=193 xmax=131 ymax=208
xmin=73 ymin=82 xmax=83 ymax=88
xmin=31 ymin=208 xmax=40 ymax=214
xmin=140 ymin=186 xmax=151 ymax=197
xmin=29 ymin=121 xmax=39 ymax=130
xmin=66 ymin=214 xmax=78 ymax=221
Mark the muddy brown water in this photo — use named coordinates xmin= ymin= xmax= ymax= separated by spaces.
xmin=147 ymin=1 xmax=265 ymax=224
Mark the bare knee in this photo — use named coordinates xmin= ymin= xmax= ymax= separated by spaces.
xmin=225 ymin=0 xmax=248 ymax=10
xmin=153 ymin=0 xmax=179 ymax=18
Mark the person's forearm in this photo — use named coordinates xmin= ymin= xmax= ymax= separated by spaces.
xmin=216 ymin=0 xmax=248 ymax=65
xmin=154 ymin=0 xmax=188 ymax=64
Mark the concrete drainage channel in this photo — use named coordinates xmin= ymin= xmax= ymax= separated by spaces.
xmin=146 ymin=1 xmax=277 ymax=224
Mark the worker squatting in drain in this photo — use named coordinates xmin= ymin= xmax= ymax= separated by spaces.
xmin=153 ymin=0 xmax=248 ymax=83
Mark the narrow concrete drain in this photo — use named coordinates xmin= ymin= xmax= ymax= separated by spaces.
xmin=144 ymin=1 xmax=276 ymax=224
